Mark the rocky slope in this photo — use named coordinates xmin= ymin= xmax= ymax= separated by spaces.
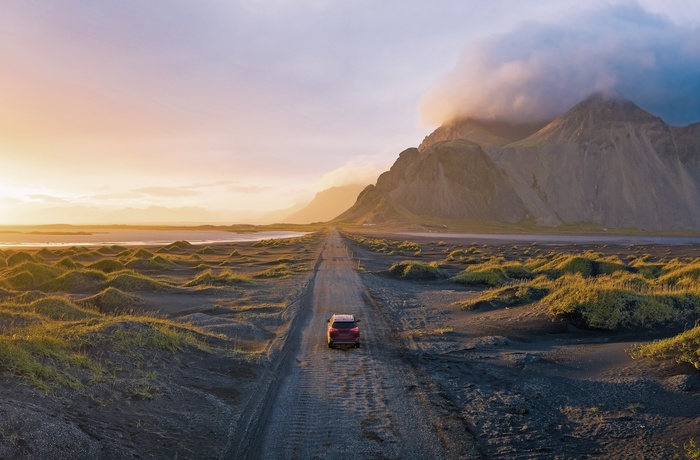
xmin=283 ymin=184 xmax=366 ymax=224
xmin=339 ymin=94 xmax=700 ymax=230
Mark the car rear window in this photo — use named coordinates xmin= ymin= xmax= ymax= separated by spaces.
xmin=332 ymin=321 xmax=356 ymax=329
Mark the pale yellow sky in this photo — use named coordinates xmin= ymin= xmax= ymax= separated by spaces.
xmin=1 ymin=0 xmax=696 ymax=225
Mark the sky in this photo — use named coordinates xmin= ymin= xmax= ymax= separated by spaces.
xmin=1 ymin=1 xmax=699 ymax=225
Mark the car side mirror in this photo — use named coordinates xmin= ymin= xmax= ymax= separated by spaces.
xmin=327 ymin=319 xmax=330 ymax=322
xmin=356 ymin=319 xmax=361 ymax=322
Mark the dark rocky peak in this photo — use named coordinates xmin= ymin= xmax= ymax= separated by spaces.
xmin=418 ymin=118 xmax=546 ymax=152
xmin=562 ymin=92 xmax=660 ymax=125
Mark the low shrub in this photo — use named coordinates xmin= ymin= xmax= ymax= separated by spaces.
xmin=27 ymin=296 xmax=100 ymax=321
xmin=254 ymin=264 xmax=295 ymax=279
xmin=184 ymin=269 xmax=252 ymax=287
xmin=452 ymin=266 xmax=508 ymax=287
xmin=6 ymin=252 xmax=37 ymax=267
xmin=79 ymin=287 xmax=143 ymax=313
xmin=54 ymin=257 xmax=78 ymax=270
xmin=105 ymin=272 xmax=173 ymax=292
xmin=630 ymin=325 xmax=700 ymax=369
xmin=88 ymin=259 xmax=125 ymax=273
xmin=544 ymin=275 xmax=700 ymax=330
xmin=461 ymin=282 xmax=549 ymax=310
xmin=4 ymin=271 xmax=35 ymax=290
xmin=388 ymin=261 xmax=441 ymax=280
xmin=4 ymin=262 xmax=62 ymax=286
xmin=40 ymin=270 xmax=108 ymax=292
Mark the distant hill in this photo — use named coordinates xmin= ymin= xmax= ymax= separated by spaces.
xmin=282 ymin=184 xmax=367 ymax=224
xmin=338 ymin=94 xmax=700 ymax=231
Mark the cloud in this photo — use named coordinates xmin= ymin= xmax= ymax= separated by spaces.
xmin=226 ymin=184 xmax=274 ymax=194
xmin=132 ymin=187 xmax=200 ymax=198
xmin=317 ymin=156 xmax=392 ymax=190
xmin=420 ymin=2 xmax=700 ymax=126
xmin=26 ymin=194 xmax=68 ymax=203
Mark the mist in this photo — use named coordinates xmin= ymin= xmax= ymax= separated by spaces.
xmin=421 ymin=3 xmax=700 ymax=126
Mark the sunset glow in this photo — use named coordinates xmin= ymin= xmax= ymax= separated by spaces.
xmin=2 ymin=1 xmax=698 ymax=225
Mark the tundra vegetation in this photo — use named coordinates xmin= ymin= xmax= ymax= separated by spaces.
xmin=344 ymin=232 xmax=700 ymax=368
xmin=0 ymin=231 xmax=323 ymax=394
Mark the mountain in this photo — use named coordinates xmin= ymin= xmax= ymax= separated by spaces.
xmin=282 ymin=184 xmax=367 ymax=224
xmin=418 ymin=118 xmax=546 ymax=154
xmin=259 ymin=202 xmax=307 ymax=224
xmin=339 ymin=94 xmax=700 ymax=231
xmin=338 ymin=142 xmax=526 ymax=225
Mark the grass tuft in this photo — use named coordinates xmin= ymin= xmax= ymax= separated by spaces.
xmin=105 ymin=271 xmax=174 ymax=292
xmin=6 ymin=252 xmax=38 ymax=267
xmin=184 ymin=269 xmax=252 ymax=287
xmin=630 ymin=325 xmax=700 ymax=369
xmin=88 ymin=259 xmax=125 ymax=273
xmin=388 ymin=261 xmax=441 ymax=280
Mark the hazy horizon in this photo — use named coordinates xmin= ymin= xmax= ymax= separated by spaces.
xmin=3 ymin=1 xmax=700 ymax=225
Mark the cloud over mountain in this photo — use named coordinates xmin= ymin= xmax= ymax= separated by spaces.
xmin=421 ymin=3 xmax=700 ymax=126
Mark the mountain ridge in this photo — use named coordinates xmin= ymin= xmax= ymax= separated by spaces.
xmin=339 ymin=93 xmax=700 ymax=230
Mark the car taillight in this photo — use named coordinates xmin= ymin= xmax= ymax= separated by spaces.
xmin=350 ymin=328 xmax=359 ymax=332
xmin=329 ymin=328 xmax=338 ymax=333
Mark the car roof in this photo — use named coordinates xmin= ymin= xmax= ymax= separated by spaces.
xmin=331 ymin=314 xmax=355 ymax=322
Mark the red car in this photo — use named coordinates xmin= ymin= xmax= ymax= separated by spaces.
xmin=327 ymin=314 xmax=360 ymax=348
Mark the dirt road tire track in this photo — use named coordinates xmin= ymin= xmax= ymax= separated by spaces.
xmin=225 ymin=240 xmax=326 ymax=459
xmin=231 ymin=229 xmax=479 ymax=459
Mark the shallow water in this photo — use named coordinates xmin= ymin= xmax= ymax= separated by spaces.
xmin=0 ymin=229 xmax=307 ymax=248
xmin=401 ymin=232 xmax=700 ymax=245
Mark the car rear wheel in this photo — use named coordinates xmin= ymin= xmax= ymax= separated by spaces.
xmin=327 ymin=342 xmax=333 ymax=348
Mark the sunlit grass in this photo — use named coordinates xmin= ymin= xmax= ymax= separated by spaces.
xmin=388 ymin=261 xmax=442 ymax=280
xmin=184 ymin=269 xmax=253 ymax=287
xmin=630 ymin=325 xmax=700 ymax=369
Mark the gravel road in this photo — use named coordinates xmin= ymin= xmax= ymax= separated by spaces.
xmin=246 ymin=229 xmax=473 ymax=459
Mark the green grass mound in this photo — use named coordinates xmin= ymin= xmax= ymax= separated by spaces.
xmin=106 ymin=272 xmax=173 ymax=292
xmin=630 ymin=260 xmax=665 ymax=279
xmin=11 ymin=291 xmax=47 ymax=304
xmin=88 ymin=259 xmax=125 ymax=273
xmin=79 ymin=287 xmax=143 ymax=313
xmin=452 ymin=266 xmax=508 ymax=287
xmin=28 ymin=296 xmax=100 ymax=321
xmin=54 ymin=257 xmax=78 ymax=270
xmin=254 ymin=264 xmax=295 ymax=279
xmin=4 ymin=262 xmax=62 ymax=286
xmin=461 ymin=283 xmax=549 ymax=310
xmin=446 ymin=250 xmax=469 ymax=261
xmin=116 ymin=249 xmax=134 ymax=258
xmin=388 ymin=261 xmax=441 ymax=280
xmin=630 ymin=325 xmax=700 ymax=369
xmin=544 ymin=275 xmax=700 ymax=330
xmin=531 ymin=254 xmax=627 ymax=278
xmin=502 ymin=263 xmax=533 ymax=279
xmin=658 ymin=263 xmax=700 ymax=286
xmin=0 ymin=309 xmax=45 ymax=332
xmin=0 ymin=315 xmax=211 ymax=391
xmin=36 ymin=248 xmax=55 ymax=258
xmin=196 ymin=246 xmax=216 ymax=254
xmin=185 ymin=269 xmax=252 ymax=287
xmin=132 ymin=249 xmax=154 ymax=259
xmin=230 ymin=250 xmax=241 ymax=258
xmin=96 ymin=246 xmax=117 ymax=255
xmin=6 ymin=252 xmax=38 ymax=267
xmin=162 ymin=241 xmax=192 ymax=252
xmin=3 ymin=271 xmax=36 ymax=290
xmin=40 ymin=269 xmax=108 ymax=293
xmin=125 ymin=255 xmax=178 ymax=271
xmin=149 ymin=255 xmax=179 ymax=269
